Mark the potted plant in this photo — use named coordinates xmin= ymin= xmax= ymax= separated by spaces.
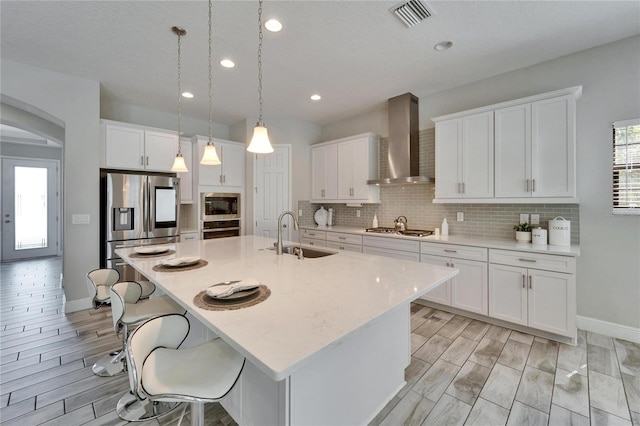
xmin=513 ymin=223 xmax=532 ymax=242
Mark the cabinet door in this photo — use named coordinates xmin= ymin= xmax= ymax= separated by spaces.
xmin=145 ymin=131 xmax=178 ymax=172
xmin=197 ymin=139 xmax=222 ymax=185
xmin=462 ymin=112 xmax=494 ymax=198
xmin=420 ymin=255 xmax=452 ymax=305
xmin=531 ymin=95 xmax=576 ymax=197
xmin=351 ymin=138 xmax=371 ymax=199
xmin=104 ymin=124 xmax=145 ymax=170
xmin=179 ymin=140 xmax=193 ymax=203
xmin=527 ymin=269 xmax=575 ymax=336
xmin=220 ymin=142 xmax=245 ymax=187
xmin=337 ymin=142 xmax=353 ymax=199
xmin=451 ymin=259 xmax=488 ymax=315
xmin=495 ymin=104 xmax=531 ymax=197
xmin=488 ymin=264 xmax=527 ymax=326
xmin=311 ymin=146 xmax=326 ymax=200
xmin=435 ymin=119 xmax=462 ymax=199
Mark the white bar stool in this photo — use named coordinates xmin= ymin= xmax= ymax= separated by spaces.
xmin=87 ymin=269 xmax=158 ymax=377
xmin=109 ymin=281 xmax=188 ymax=422
xmin=125 ymin=313 xmax=245 ymax=426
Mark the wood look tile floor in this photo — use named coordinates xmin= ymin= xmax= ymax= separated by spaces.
xmin=1 ymin=257 xmax=639 ymax=425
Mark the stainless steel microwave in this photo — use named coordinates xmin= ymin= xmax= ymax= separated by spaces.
xmin=201 ymin=193 xmax=241 ymax=220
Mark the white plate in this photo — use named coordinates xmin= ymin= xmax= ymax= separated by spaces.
xmin=134 ymin=246 xmax=170 ymax=255
xmin=206 ymin=280 xmax=260 ymax=299
xmin=161 ymin=256 xmax=201 ymax=267
xmin=314 ymin=208 xmax=328 ymax=226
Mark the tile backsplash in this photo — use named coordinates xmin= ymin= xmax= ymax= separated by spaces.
xmin=300 ymin=128 xmax=580 ymax=244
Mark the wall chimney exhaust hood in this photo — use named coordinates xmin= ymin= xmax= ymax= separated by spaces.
xmin=367 ymin=93 xmax=433 ymax=185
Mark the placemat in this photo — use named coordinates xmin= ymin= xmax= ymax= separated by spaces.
xmin=193 ymin=285 xmax=270 ymax=311
xmin=152 ymin=259 xmax=208 ymax=272
xmin=129 ymin=250 xmax=176 ymax=259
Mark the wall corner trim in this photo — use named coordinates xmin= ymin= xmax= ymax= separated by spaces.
xmin=577 ymin=315 xmax=640 ymax=343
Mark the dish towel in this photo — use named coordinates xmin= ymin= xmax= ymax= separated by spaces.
xmin=206 ymin=278 xmax=260 ymax=298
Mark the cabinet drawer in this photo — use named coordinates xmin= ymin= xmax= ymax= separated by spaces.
xmin=363 ymin=235 xmax=420 ymax=253
xmin=300 ymin=237 xmax=327 ymax=247
xmin=489 ymin=249 xmax=575 ymax=273
xmin=363 ymin=246 xmax=420 ymax=262
xmin=301 ymin=229 xmax=326 ymax=240
xmin=326 ymin=232 xmax=363 ymax=245
xmin=420 ymin=242 xmax=487 ymax=261
xmin=326 ymin=241 xmax=362 ymax=253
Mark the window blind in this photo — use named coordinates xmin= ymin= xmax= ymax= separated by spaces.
xmin=613 ymin=118 xmax=640 ymax=215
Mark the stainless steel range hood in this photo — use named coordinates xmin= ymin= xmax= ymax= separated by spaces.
xmin=367 ymin=93 xmax=433 ymax=185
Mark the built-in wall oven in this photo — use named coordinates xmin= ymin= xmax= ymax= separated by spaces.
xmin=201 ymin=192 xmax=241 ymax=240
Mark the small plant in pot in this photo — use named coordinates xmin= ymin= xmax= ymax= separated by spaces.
xmin=513 ymin=223 xmax=532 ymax=242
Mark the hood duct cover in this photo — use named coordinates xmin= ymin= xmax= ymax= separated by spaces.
xmin=367 ymin=93 xmax=433 ymax=185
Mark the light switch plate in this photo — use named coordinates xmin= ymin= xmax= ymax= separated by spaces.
xmin=530 ymin=214 xmax=540 ymax=225
xmin=298 ymin=209 xmax=303 ymax=217
xmin=457 ymin=212 xmax=464 ymax=222
xmin=519 ymin=213 xmax=529 ymax=224
xmin=72 ymin=214 xmax=90 ymax=225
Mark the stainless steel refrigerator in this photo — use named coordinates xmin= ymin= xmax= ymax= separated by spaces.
xmin=100 ymin=170 xmax=180 ymax=281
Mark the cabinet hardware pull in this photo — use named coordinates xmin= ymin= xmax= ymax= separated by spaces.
xmin=308 ymin=233 xmax=315 ymax=236
xmin=339 ymin=246 xmax=345 ymax=250
xmin=146 ymin=156 xmax=149 ymax=166
xmin=529 ymin=275 xmax=532 ymax=289
xmin=522 ymin=274 xmax=526 ymax=288
xmin=140 ymin=156 xmax=144 ymax=166
xmin=532 ymin=179 xmax=536 ymax=192
xmin=526 ymin=179 xmax=530 ymax=192
xmin=462 ymin=182 xmax=465 ymax=194
xmin=444 ymin=249 xmax=457 ymax=253
xmin=458 ymin=182 xmax=462 ymax=193
xmin=518 ymin=258 xmax=537 ymax=262
xmin=338 ymin=236 xmax=346 ymax=240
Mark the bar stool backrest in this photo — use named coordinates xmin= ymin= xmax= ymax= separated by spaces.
xmin=109 ymin=281 xmax=143 ymax=332
xmin=86 ymin=268 xmax=119 ymax=307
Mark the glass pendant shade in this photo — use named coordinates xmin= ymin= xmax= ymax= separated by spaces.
xmin=247 ymin=123 xmax=274 ymax=153
xmin=200 ymin=143 xmax=221 ymax=165
xmin=171 ymin=153 xmax=189 ymax=172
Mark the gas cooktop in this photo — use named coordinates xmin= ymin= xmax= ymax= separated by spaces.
xmin=365 ymin=227 xmax=434 ymax=237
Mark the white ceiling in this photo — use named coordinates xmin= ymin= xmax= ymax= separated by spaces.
xmin=1 ymin=1 xmax=638 ymax=127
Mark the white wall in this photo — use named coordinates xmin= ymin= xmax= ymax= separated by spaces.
xmin=322 ymin=35 xmax=640 ymax=330
xmin=1 ymin=59 xmax=101 ymax=308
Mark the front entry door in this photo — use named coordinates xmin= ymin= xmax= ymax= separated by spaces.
xmin=254 ymin=145 xmax=291 ymax=239
xmin=1 ymin=158 xmax=60 ymax=260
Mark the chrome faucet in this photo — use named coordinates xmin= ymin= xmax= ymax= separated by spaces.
xmin=276 ymin=211 xmax=301 ymax=256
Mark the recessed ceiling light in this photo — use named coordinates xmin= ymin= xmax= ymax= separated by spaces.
xmin=181 ymin=92 xmax=194 ymax=98
xmin=310 ymin=94 xmax=322 ymax=101
xmin=434 ymin=41 xmax=453 ymax=51
xmin=265 ymin=19 xmax=282 ymax=32
xmin=220 ymin=59 xmax=235 ymax=68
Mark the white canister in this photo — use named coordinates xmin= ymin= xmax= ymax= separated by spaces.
xmin=532 ymin=227 xmax=547 ymax=245
xmin=548 ymin=217 xmax=571 ymax=246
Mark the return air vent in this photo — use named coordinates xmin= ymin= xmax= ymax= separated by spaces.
xmin=390 ymin=0 xmax=433 ymax=27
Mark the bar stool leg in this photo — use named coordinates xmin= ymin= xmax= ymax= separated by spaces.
xmin=190 ymin=402 xmax=204 ymax=426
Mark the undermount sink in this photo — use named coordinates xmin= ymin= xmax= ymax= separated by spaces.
xmin=268 ymin=245 xmax=336 ymax=258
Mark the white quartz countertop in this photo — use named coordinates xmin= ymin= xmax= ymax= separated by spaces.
xmin=300 ymin=225 xmax=580 ymax=256
xmin=116 ymin=235 xmax=457 ymax=381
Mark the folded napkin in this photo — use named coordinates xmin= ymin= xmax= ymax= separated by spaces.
xmin=206 ymin=278 xmax=260 ymax=298
xmin=162 ymin=256 xmax=200 ymax=267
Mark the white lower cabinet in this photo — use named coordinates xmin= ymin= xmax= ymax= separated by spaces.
xmin=420 ymin=243 xmax=488 ymax=315
xmin=363 ymin=236 xmax=420 ymax=262
xmin=180 ymin=231 xmax=200 ymax=242
xmin=326 ymin=231 xmax=363 ymax=253
xmin=300 ymin=238 xmax=327 ymax=247
xmin=488 ymin=249 xmax=576 ymax=338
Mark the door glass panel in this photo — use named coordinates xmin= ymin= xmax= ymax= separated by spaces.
xmin=14 ymin=166 xmax=48 ymax=250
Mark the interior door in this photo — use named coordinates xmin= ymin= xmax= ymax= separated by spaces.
xmin=1 ymin=158 xmax=59 ymax=260
xmin=254 ymin=145 xmax=291 ymax=239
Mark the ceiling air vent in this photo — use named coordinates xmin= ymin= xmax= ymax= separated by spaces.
xmin=390 ymin=0 xmax=433 ymax=28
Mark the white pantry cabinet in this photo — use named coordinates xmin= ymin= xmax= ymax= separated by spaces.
xmin=194 ymin=137 xmax=245 ymax=188
xmin=311 ymin=133 xmax=379 ymax=204
xmin=435 ymin=112 xmax=494 ymax=199
xmin=102 ymin=120 xmax=177 ymax=172
xmin=495 ymin=95 xmax=576 ymax=198
xmin=178 ymin=139 xmax=194 ymax=203
xmin=420 ymin=242 xmax=488 ymax=315
xmin=488 ymin=249 xmax=576 ymax=338
xmin=311 ymin=144 xmax=338 ymax=201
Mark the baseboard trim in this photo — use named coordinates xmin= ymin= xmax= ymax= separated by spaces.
xmin=577 ymin=315 xmax=640 ymax=343
xmin=64 ymin=297 xmax=92 ymax=313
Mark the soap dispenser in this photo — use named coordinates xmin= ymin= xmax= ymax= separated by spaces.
xmin=372 ymin=213 xmax=379 ymax=228
xmin=441 ymin=218 xmax=449 ymax=236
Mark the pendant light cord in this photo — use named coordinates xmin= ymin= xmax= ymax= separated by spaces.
xmin=208 ymin=0 xmax=214 ymax=144
xmin=257 ymin=0 xmax=264 ymax=124
xmin=176 ymin=27 xmax=184 ymax=156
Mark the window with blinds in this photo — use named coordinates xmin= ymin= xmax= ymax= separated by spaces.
xmin=613 ymin=118 xmax=640 ymax=215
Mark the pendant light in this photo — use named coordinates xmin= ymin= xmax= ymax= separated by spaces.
xmin=170 ymin=26 xmax=189 ymax=173
xmin=247 ymin=0 xmax=274 ymax=154
xmin=200 ymin=0 xmax=221 ymax=165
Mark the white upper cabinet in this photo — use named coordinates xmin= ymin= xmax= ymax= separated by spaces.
xmin=194 ymin=137 xmax=245 ymax=188
xmin=435 ymin=111 xmax=494 ymax=199
xmin=433 ymin=86 xmax=581 ymax=203
xmin=103 ymin=120 xmax=177 ymax=172
xmin=178 ymin=139 xmax=193 ymax=204
xmin=311 ymin=144 xmax=338 ymax=200
xmin=311 ymin=133 xmax=379 ymax=203
xmin=495 ymin=95 xmax=576 ymax=198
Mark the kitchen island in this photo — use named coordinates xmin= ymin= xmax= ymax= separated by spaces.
xmin=116 ymin=235 xmax=457 ymax=425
